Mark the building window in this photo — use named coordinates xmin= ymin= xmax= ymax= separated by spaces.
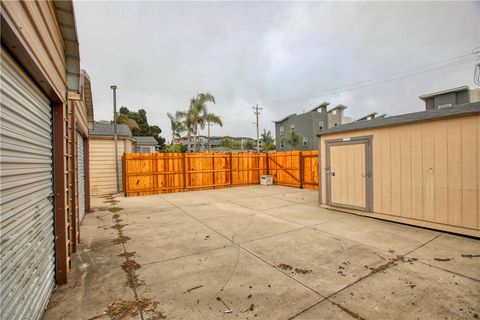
xmin=303 ymin=137 xmax=308 ymax=146
xmin=332 ymin=109 xmax=337 ymax=115
xmin=290 ymin=124 xmax=295 ymax=131
xmin=136 ymin=146 xmax=151 ymax=153
xmin=280 ymin=126 xmax=284 ymax=135
xmin=319 ymin=121 xmax=324 ymax=130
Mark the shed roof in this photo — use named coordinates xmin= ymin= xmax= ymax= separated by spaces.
xmin=89 ymin=121 xmax=132 ymax=138
xmin=318 ymin=102 xmax=480 ymax=136
xmin=133 ymin=136 xmax=158 ymax=145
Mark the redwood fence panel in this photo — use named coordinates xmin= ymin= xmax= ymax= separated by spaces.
xmin=124 ymin=151 xmax=318 ymax=196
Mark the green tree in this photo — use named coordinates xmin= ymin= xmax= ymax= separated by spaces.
xmin=244 ymin=140 xmax=255 ymax=150
xmin=282 ymin=130 xmax=302 ymax=150
xmin=116 ymin=106 xmax=165 ymax=147
xmin=218 ymin=137 xmax=241 ymax=150
xmin=160 ymin=144 xmax=187 ymax=153
xmin=204 ymin=113 xmax=223 ymax=151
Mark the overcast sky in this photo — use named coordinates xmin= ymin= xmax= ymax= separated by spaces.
xmin=75 ymin=1 xmax=479 ymax=142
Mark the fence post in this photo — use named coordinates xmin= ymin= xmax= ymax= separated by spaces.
xmin=152 ymin=154 xmax=158 ymax=193
xmin=183 ymin=153 xmax=187 ymax=192
xmin=122 ymin=154 xmax=127 ymax=196
xmin=229 ymin=152 xmax=233 ymax=187
xmin=266 ymin=152 xmax=269 ymax=175
xmin=211 ymin=153 xmax=215 ymax=188
xmin=299 ymin=151 xmax=304 ymax=189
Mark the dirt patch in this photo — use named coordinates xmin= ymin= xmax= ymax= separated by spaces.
xmin=434 ymin=257 xmax=453 ymax=262
xmin=369 ymin=255 xmax=403 ymax=274
xmin=277 ymin=263 xmax=293 ymax=271
xmin=294 ymin=268 xmax=312 ymax=274
xmin=112 ymin=235 xmax=131 ymax=245
xmin=333 ymin=302 xmax=366 ymax=320
xmin=104 ymin=199 xmax=120 ymax=205
xmin=119 ymin=252 xmax=136 ymax=258
xmin=111 ymin=224 xmax=127 ymax=231
xmin=106 ymin=297 xmax=165 ymax=320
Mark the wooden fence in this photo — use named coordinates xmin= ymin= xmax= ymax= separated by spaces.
xmin=123 ymin=151 xmax=318 ymax=196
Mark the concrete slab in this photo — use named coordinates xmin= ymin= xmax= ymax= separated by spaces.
xmin=293 ymin=299 xmax=357 ymax=320
xmin=135 ymin=246 xmax=321 ymax=319
xmin=233 ymin=196 xmax=296 ymax=211
xmin=44 ymin=186 xmax=480 ymax=320
xmin=271 ymin=191 xmax=320 ymax=204
xmin=407 ymin=233 xmax=480 ymax=280
xmin=43 ymin=229 xmax=132 ymax=320
xmin=330 ymin=260 xmax=480 ymax=320
xmin=125 ymin=218 xmax=232 ymax=265
xmin=204 ymin=211 xmax=301 ymax=243
xmin=314 ymin=214 xmax=440 ymax=255
xmin=180 ymin=201 xmax=255 ymax=220
xmin=261 ymin=203 xmax=349 ymax=227
xmin=243 ymin=228 xmax=395 ymax=297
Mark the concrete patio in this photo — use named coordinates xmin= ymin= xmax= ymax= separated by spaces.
xmin=43 ymin=186 xmax=480 ymax=320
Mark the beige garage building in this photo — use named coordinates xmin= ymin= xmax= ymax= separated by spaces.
xmin=89 ymin=122 xmax=133 ymax=195
xmin=318 ymin=102 xmax=480 ymax=237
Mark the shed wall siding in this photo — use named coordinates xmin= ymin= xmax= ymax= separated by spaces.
xmin=320 ymin=114 xmax=480 ymax=233
xmin=1 ymin=1 xmax=67 ymax=101
xmin=73 ymin=99 xmax=88 ymax=135
xmin=89 ymin=138 xmax=131 ymax=195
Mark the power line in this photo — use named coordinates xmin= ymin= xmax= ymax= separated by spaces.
xmin=261 ymin=53 xmax=478 ymax=106
xmin=221 ymin=52 xmax=478 ymax=119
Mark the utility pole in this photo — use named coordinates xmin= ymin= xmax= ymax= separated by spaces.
xmin=110 ymin=85 xmax=120 ymax=193
xmin=253 ymin=104 xmax=263 ymax=152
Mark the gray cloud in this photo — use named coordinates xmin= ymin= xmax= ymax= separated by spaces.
xmin=75 ymin=1 xmax=479 ymax=141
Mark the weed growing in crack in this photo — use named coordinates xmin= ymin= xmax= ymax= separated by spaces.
xmin=106 ymin=297 xmax=166 ymax=320
xmin=108 ymin=207 xmax=124 ymax=213
xmin=118 ymin=252 xmax=136 ymax=258
xmin=111 ymin=224 xmax=127 ymax=231
xmin=112 ymin=235 xmax=131 ymax=244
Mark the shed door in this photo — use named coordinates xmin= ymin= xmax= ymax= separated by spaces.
xmin=77 ymin=133 xmax=86 ymax=222
xmin=0 ymin=49 xmax=55 ymax=320
xmin=327 ymin=140 xmax=371 ymax=211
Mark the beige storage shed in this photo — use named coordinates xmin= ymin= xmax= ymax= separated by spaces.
xmin=318 ymin=102 xmax=480 ymax=237
xmin=89 ymin=122 xmax=133 ymax=195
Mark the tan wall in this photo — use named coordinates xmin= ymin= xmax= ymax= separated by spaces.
xmin=89 ymin=138 xmax=132 ymax=195
xmin=2 ymin=1 xmax=67 ymax=101
xmin=320 ymin=114 xmax=480 ymax=235
xmin=73 ymin=100 xmax=89 ymax=135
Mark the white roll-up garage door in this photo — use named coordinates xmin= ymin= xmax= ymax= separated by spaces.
xmin=0 ymin=49 xmax=55 ymax=320
xmin=77 ymin=133 xmax=86 ymax=222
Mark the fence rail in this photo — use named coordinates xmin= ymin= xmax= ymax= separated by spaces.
xmin=123 ymin=151 xmax=318 ymax=197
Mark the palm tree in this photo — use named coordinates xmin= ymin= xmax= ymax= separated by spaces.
xmin=178 ymin=92 xmax=215 ymax=151
xmin=167 ymin=112 xmax=184 ymax=145
xmin=261 ymin=129 xmax=273 ymax=144
xmin=203 ymin=113 xmax=223 ymax=151
xmin=116 ymin=113 xmax=139 ymax=132
xmin=176 ymin=110 xmax=194 ymax=151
